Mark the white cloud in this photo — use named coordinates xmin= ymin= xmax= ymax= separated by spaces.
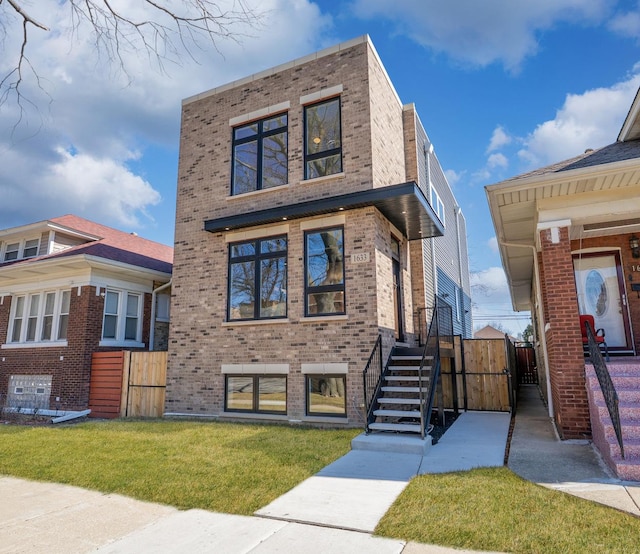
xmin=609 ymin=7 xmax=640 ymax=38
xmin=351 ymin=0 xmax=609 ymax=70
xmin=487 ymin=152 xmax=508 ymax=170
xmin=488 ymin=237 xmax=499 ymax=253
xmin=517 ymin=71 xmax=640 ymax=167
xmin=444 ymin=168 xmax=464 ymax=187
xmin=0 ymin=0 xmax=332 ymax=232
xmin=487 ymin=126 xmax=512 ymax=152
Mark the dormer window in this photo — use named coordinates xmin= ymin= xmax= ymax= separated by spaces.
xmin=2 ymin=238 xmax=40 ymax=262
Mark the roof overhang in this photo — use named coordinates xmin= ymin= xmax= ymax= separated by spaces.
xmin=0 ymin=254 xmax=171 ymax=292
xmin=0 ymin=220 xmax=101 ymax=242
xmin=486 ymin=155 xmax=640 ymax=311
xmin=619 ymin=87 xmax=640 ymax=142
xmin=204 ymin=181 xmax=444 ymax=240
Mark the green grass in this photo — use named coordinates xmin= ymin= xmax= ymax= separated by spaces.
xmin=376 ymin=467 xmax=640 ymax=554
xmin=0 ymin=419 xmax=359 ymax=514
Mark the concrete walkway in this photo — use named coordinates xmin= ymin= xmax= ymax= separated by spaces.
xmin=508 ymin=384 xmax=640 ymax=515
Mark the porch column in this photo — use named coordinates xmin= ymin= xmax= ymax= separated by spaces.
xmin=538 ymin=222 xmax=591 ymax=439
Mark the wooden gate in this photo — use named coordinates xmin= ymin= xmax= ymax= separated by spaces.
xmin=516 ymin=345 xmax=537 ymax=384
xmin=437 ymin=337 xmax=513 ymax=412
xmin=89 ymin=351 xmax=126 ymax=418
xmin=120 ymin=351 xmax=167 ymax=418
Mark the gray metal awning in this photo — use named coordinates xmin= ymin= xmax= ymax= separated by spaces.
xmin=204 ymin=181 xmax=444 ymax=240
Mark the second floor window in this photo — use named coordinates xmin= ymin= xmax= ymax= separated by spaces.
xmin=232 ymin=114 xmax=288 ymax=195
xmin=305 ymin=227 xmax=345 ymax=316
xmin=3 ymin=238 xmax=40 ymax=262
xmin=304 ymin=97 xmax=342 ymax=179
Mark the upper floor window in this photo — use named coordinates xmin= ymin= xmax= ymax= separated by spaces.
xmin=8 ymin=289 xmax=71 ymax=344
xmin=429 ymin=185 xmax=446 ymax=226
xmin=232 ymin=114 xmax=288 ymax=195
xmin=305 ymin=227 xmax=345 ymax=316
xmin=228 ymin=236 xmax=287 ymax=321
xmin=2 ymin=238 xmax=40 ymax=262
xmin=304 ymin=98 xmax=342 ymax=179
xmin=102 ymin=290 xmax=142 ymax=343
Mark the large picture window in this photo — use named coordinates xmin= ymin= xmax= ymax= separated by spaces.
xmin=102 ymin=290 xmax=142 ymax=343
xmin=8 ymin=289 xmax=71 ymax=344
xmin=304 ymin=97 xmax=342 ymax=179
xmin=305 ymin=227 xmax=345 ymax=316
xmin=228 ymin=236 xmax=287 ymax=321
xmin=232 ymin=114 xmax=288 ymax=195
xmin=225 ymin=375 xmax=287 ymax=414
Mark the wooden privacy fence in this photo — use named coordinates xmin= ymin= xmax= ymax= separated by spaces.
xmin=89 ymin=351 xmax=167 ymax=418
xmin=436 ymin=336 xmax=513 ymax=412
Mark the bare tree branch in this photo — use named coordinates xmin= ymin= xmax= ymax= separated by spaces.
xmin=0 ymin=0 xmax=263 ymax=126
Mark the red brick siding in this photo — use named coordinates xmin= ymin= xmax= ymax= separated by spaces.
xmin=539 ymin=226 xmax=590 ymax=439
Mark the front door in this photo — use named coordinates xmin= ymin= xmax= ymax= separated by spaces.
xmin=391 ymin=237 xmax=404 ymax=342
xmin=573 ymin=252 xmax=633 ymax=352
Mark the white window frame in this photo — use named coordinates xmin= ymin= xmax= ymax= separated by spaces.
xmin=4 ymin=289 xmax=71 ymax=348
xmin=2 ymin=237 xmax=40 ymax=262
xmin=429 ymin=185 xmax=446 ymax=226
xmin=100 ymin=289 xmax=144 ymax=347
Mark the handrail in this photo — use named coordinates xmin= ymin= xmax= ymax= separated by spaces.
xmin=419 ymin=307 xmax=441 ymax=438
xmin=585 ymin=319 xmax=624 ymax=459
xmin=362 ymin=334 xmax=383 ymax=433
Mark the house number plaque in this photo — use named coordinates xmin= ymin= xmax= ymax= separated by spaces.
xmin=351 ymin=252 xmax=370 ymax=263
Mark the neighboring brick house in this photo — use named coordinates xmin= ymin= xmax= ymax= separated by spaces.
xmin=0 ymin=215 xmax=173 ymax=412
xmin=486 ymin=88 xmax=640 ymax=444
xmin=167 ymin=35 xmax=472 ymax=426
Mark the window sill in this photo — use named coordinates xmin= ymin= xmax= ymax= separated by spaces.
xmin=1 ymin=340 xmax=68 ymax=349
xmin=223 ymin=318 xmax=290 ymax=327
xmin=300 ymin=415 xmax=349 ymax=424
xmin=99 ymin=340 xmax=145 ymax=348
xmin=227 ymin=184 xmax=290 ymax=200
xmin=299 ymin=172 xmax=345 ymax=186
xmin=220 ymin=411 xmax=289 ymax=422
xmin=300 ymin=315 xmax=348 ymax=323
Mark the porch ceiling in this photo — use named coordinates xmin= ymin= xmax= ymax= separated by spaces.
xmin=204 ymin=181 xmax=445 ymax=240
xmin=486 ymin=143 xmax=640 ymax=311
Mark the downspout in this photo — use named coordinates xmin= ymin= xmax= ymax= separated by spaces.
xmin=500 ymin=242 xmax=553 ymax=418
xmin=454 ymin=206 xmax=466 ymax=337
xmin=425 ymin=142 xmax=438 ymax=302
xmin=150 ymin=279 xmax=172 ymax=352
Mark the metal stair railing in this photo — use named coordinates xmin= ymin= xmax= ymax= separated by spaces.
xmin=362 ymin=334 xmax=384 ymax=434
xmin=585 ymin=319 xmax=624 ymax=459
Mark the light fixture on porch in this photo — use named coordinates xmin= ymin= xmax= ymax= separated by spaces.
xmin=630 ymin=235 xmax=640 ymax=258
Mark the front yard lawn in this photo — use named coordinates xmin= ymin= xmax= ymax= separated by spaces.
xmin=0 ymin=419 xmax=359 ymax=515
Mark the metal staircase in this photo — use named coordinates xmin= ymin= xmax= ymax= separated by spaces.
xmin=363 ymin=297 xmax=452 ymax=439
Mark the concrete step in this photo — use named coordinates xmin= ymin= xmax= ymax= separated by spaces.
xmin=378 ymin=397 xmax=421 ymax=405
xmin=390 ymin=355 xmax=425 ymax=361
xmin=607 ymin=456 xmax=640 ymax=481
xmin=351 ymin=432 xmax=432 ymax=455
xmin=590 ymin=387 xmax=640 ymax=404
xmin=384 ymin=375 xmax=421 ymax=382
xmin=388 ymin=365 xmax=431 ymax=372
xmin=373 ymin=409 xmax=421 ymax=418
xmin=594 ymin=400 xmax=640 ymax=422
xmin=381 ymin=386 xmax=426 ymax=394
xmin=368 ymin=422 xmax=422 ymax=433
xmin=602 ymin=420 xmax=640 ymax=441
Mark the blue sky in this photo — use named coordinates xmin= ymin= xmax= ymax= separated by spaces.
xmin=2 ymin=1 xmax=640 ymax=337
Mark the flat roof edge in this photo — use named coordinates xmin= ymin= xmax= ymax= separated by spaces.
xmin=183 ymin=35 xmax=370 ymax=106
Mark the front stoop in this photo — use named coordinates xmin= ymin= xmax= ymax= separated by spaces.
xmin=351 ymin=432 xmax=432 ymax=455
xmin=586 ymin=363 xmax=640 ymax=480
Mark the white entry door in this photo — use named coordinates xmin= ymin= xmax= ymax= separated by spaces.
xmin=573 ymin=253 xmax=631 ymax=349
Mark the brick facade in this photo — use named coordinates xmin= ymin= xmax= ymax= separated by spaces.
xmin=167 ymin=37 xmax=462 ymax=425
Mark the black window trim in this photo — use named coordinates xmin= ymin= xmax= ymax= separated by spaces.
xmin=231 ymin=112 xmax=288 ymax=196
xmin=224 ymin=374 xmax=288 ymax=415
xmin=305 ymin=374 xmax=347 ymax=417
xmin=304 ymin=225 xmax=346 ymax=317
xmin=227 ymin=234 xmax=288 ymax=322
xmin=303 ymin=97 xmax=342 ymax=180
